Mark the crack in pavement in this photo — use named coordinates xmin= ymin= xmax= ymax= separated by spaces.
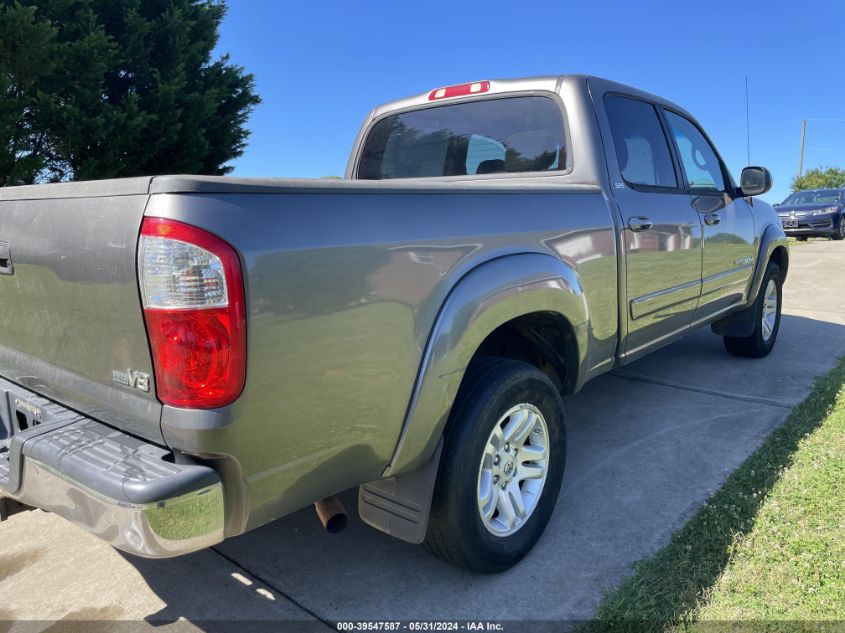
xmin=210 ymin=545 xmax=335 ymax=630
xmin=563 ymin=406 xmax=776 ymax=494
xmin=610 ymin=370 xmax=795 ymax=409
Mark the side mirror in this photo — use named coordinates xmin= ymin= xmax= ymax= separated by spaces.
xmin=740 ymin=166 xmax=772 ymax=197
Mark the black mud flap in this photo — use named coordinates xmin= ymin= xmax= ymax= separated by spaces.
xmin=711 ymin=302 xmax=757 ymax=338
xmin=358 ymin=439 xmax=442 ymax=544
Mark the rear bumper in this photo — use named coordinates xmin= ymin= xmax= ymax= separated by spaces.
xmin=0 ymin=377 xmax=223 ymax=558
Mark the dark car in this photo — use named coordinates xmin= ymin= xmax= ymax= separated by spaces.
xmin=775 ymin=188 xmax=845 ymax=240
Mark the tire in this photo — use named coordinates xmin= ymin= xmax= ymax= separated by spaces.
xmin=424 ymin=357 xmax=566 ymax=573
xmin=723 ymin=261 xmax=782 ymax=358
xmin=832 ymin=216 xmax=845 ymax=241
xmin=795 ymin=236 xmax=808 ymax=242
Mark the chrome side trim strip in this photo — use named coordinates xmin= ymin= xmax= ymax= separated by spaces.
xmin=630 ymin=278 xmax=701 ymax=320
xmin=700 ymin=264 xmax=753 ymax=297
xmin=630 ymin=263 xmax=753 ymax=321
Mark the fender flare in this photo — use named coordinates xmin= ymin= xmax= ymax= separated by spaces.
xmin=384 ymin=252 xmax=589 ymax=477
xmin=750 ymin=222 xmax=789 ymax=299
xmin=712 ymin=222 xmax=789 ymax=337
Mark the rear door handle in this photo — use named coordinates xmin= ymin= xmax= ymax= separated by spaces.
xmin=703 ymin=213 xmax=721 ymax=226
xmin=627 ymin=216 xmax=653 ymax=232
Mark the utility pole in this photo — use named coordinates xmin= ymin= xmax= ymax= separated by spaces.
xmin=798 ymin=118 xmax=806 ymax=178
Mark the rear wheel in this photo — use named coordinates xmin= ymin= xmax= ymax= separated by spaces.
xmin=723 ymin=261 xmax=782 ymax=358
xmin=424 ymin=357 xmax=566 ymax=573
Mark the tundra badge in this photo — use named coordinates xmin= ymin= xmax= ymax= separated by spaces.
xmin=112 ymin=368 xmax=150 ymax=392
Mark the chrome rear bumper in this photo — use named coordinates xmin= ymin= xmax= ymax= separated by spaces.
xmin=0 ymin=377 xmax=224 ymax=558
xmin=13 ymin=458 xmax=224 ymax=558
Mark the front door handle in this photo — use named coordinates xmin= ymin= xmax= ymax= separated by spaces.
xmin=703 ymin=213 xmax=721 ymax=226
xmin=627 ymin=216 xmax=653 ymax=232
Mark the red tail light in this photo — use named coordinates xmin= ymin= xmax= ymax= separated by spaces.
xmin=139 ymin=217 xmax=246 ymax=409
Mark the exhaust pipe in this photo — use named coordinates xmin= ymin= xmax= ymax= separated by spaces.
xmin=315 ymin=496 xmax=348 ymax=534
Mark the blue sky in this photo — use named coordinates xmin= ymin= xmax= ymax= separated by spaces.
xmin=216 ymin=0 xmax=845 ymax=204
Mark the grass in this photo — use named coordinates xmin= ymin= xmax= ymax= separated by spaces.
xmin=787 ymin=237 xmax=834 ymax=246
xmin=787 ymin=237 xmax=811 ymax=247
xmin=588 ymin=354 xmax=845 ymax=632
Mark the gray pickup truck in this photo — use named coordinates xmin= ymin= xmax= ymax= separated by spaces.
xmin=0 ymin=75 xmax=787 ymax=573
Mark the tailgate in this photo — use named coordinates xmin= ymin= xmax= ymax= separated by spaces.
xmin=0 ymin=178 xmax=163 ymax=443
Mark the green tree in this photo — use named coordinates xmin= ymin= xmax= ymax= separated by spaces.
xmin=0 ymin=3 xmax=58 ymax=185
xmin=791 ymin=166 xmax=845 ymax=192
xmin=0 ymin=0 xmax=260 ymax=185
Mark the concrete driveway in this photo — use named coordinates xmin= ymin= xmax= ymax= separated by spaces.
xmin=2 ymin=240 xmax=845 ymax=630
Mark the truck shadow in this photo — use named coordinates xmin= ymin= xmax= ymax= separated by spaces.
xmin=127 ymin=314 xmax=845 ymax=627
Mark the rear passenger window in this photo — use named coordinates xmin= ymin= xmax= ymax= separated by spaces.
xmin=605 ymin=95 xmax=677 ymax=189
xmin=358 ymin=96 xmax=566 ymax=179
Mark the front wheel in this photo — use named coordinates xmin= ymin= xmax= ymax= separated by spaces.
xmin=424 ymin=358 xmax=566 ymax=573
xmin=723 ymin=261 xmax=782 ymax=358
xmin=832 ymin=216 xmax=845 ymax=241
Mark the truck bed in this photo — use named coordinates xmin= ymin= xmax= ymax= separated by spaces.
xmin=0 ymin=174 xmax=616 ymax=532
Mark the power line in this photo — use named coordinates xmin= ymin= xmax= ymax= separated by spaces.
xmin=711 ymin=118 xmax=845 ymax=140
xmin=709 ymin=119 xmax=804 ymax=139
xmin=797 ymin=119 xmax=845 ymax=177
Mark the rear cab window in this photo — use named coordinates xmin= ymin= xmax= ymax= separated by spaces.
xmin=357 ymin=96 xmax=566 ymax=179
